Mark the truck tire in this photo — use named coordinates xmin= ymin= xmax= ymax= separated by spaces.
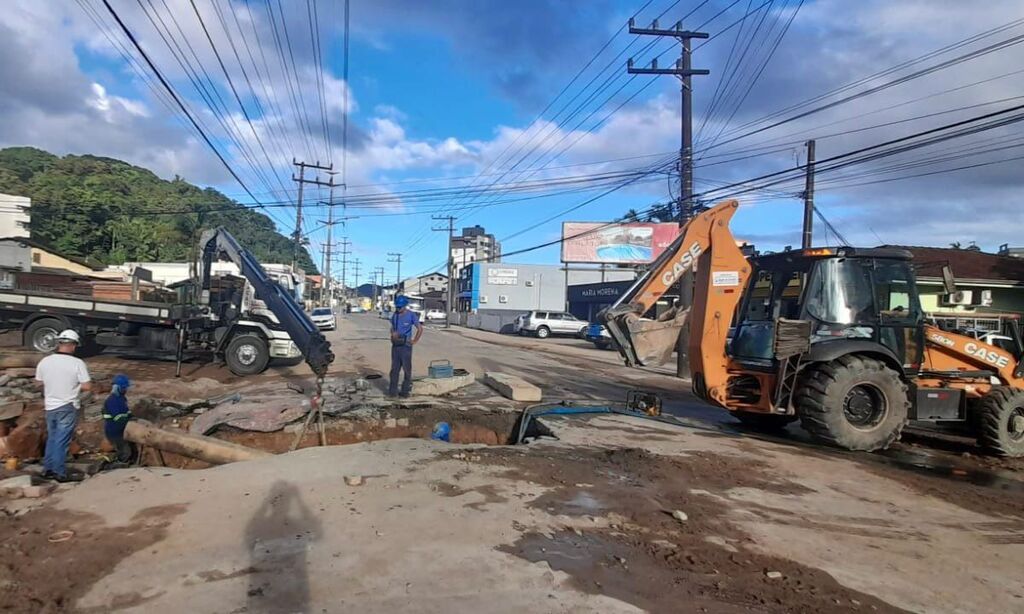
xmin=733 ymin=411 xmax=798 ymax=431
xmin=977 ymin=387 xmax=1024 ymax=457
xmin=25 ymin=318 xmax=64 ymax=353
xmin=225 ymin=333 xmax=270 ymax=376
xmin=535 ymin=326 xmax=550 ymax=339
xmin=795 ymin=355 xmax=909 ymax=451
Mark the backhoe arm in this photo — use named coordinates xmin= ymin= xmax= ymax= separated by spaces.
xmin=923 ymin=325 xmax=1024 ymax=388
xmin=199 ymin=228 xmax=335 ymax=376
xmin=600 ymin=200 xmax=750 ymax=375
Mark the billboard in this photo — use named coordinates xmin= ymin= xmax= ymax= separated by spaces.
xmin=560 ymin=222 xmax=680 ymax=264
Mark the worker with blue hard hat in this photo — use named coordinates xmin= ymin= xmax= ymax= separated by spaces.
xmin=388 ymin=295 xmax=423 ymax=397
xmin=102 ymin=373 xmax=135 ymax=463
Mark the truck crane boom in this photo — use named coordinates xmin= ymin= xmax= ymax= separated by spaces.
xmin=199 ymin=228 xmax=334 ymax=377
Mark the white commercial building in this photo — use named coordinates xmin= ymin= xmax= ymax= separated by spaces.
xmin=0 ymin=194 xmax=30 ymax=239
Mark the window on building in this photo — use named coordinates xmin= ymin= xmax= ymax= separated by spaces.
xmin=32 ymin=252 xmax=41 ymax=264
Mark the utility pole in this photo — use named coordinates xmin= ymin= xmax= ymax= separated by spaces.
xmin=291 ymin=159 xmax=333 ymax=268
xmin=801 ymin=139 xmax=816 ymax=249
xmin=388 ymin=253 xmax=403 ymax=293
xmin=432 ymin=215 xmax=456 ymax=328
xmin=628 ymin=17 xmax=708 ymax=380
xmin=373 ymin=266 xmax=385 ymax=309
xmin=352 ymin=258 xmax=361 ymax=303
xmin=337 ymin=237 xmax=351 ymax=303
xmin=324 ymin=170 xmax=339 ymax=306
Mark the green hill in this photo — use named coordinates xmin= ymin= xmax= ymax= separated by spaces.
xmin=0 ymin=146 xmax=318 ymax=273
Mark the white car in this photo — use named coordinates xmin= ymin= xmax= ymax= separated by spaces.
xmin=425 ymin=309 xmax=446 ymax=322
xmin=514 ymin=310 xmax=587 ymax=339
xmin=309 ymin=307 xmax=336 ymax=331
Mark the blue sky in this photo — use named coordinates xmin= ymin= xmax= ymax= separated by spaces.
xmin=3 ymin=1 xmax=1024 ymax=281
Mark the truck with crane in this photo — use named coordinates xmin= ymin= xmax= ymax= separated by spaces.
xmin=601 ymin=199 xmax=1024 ymax=456
xmin=0 ymin=228 xmax=334 ymax=378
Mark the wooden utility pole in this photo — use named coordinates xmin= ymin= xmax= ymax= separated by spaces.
xmin=291 ymin=159 xmax=333 ymax=268
xmin=432 ymin=215 xmax=456 ymax=328
xmin=352 ymin=258 xmax=361 ymax=302
xmin=802 ymin=139 xmax=816 ymax=249
xmin=388 ymin=253 xmax=403 ymax=293
xmin=373 ymin=266 xmax=385 ymax=309
xmin=337 ymin=237 xmax=351 ymax=303
xmin=628 ymin=18 xmax=708 ymax=380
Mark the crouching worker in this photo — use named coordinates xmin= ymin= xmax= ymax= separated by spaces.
xmin=103 ymin=374 xmax=135 ymax=463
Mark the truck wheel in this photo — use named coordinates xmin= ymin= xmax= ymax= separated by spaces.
xmin=733 ymin=411 xmax=797 ymax=431
xmin=977 ymin=387 xmax=1024 ymax=457
xmin=535 ymin=326 xmax=550 ymax=339
xmin=225 ymin=333 xmax=270 ymax=376
xmin=795 ymin=355 xmax=909 ymax=451
xmin=25 ymin=318 xmax=64 ymax=353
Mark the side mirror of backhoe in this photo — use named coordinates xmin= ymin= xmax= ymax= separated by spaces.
xmin=941 ymin=265 xmax=957 ymax=295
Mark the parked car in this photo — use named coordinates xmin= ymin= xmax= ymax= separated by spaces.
xmin=425 ymin=309 xmax=446 ymax=322
xmin=586 ymin=323 xmax=617 ymax=350
xmin=309 ymin=307 xmax=336 ymax=331
xmin=514 ymin=311 xmax=587 ymax=339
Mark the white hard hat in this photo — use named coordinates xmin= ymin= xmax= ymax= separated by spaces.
xmin=56 ymin=329 xmax=81 ymax=344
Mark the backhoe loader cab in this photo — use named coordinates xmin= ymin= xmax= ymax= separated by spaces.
xmin=731 ymin=248 xmax=922 ymax=370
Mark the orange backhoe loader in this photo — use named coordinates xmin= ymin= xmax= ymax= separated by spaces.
xmin=601 ymin=199 xmax=1024 ymax=456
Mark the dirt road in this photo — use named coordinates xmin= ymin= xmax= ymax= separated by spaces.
xmin=2 ymin=313 xmax=1022 ymax=612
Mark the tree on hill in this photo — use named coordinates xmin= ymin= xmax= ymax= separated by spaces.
xmin=0 ymin=146 xmax=318 ymax=273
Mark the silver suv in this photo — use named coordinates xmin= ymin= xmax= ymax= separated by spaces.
xmin=515 ymin=310 xmax=587 ymax=339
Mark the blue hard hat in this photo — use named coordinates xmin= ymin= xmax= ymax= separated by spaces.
xmin=113 ymin=374 xmax=131 ymax=389
xmin=395 ymin=295 xmax=410 ymax=308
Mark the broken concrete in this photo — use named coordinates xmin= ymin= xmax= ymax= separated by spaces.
xmin=410 ymin=372 xmax=475 ymax=396
xmin=482 ymin=372 xmax=541 ymax=402
xmin=190 ymin=398 xmax=309 ymax=435
xmin=0 ymin=475 xmax=32 ymax=497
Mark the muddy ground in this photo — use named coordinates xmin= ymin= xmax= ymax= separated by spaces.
xmin=468 ymin=445 xmax=902 ymax=613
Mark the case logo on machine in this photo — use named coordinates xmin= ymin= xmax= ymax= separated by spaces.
xmin=661 ymin=243 xmax=703 ymax=287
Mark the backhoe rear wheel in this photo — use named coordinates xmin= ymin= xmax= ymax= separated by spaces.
xmin=795 ymin=355 xmax=909 ymax=451
xmin=977 ymin=387 xmax=1024 ymax=457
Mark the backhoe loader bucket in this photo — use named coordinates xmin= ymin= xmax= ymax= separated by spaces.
xmin=619 ymin=307 xmax=690 ymax=367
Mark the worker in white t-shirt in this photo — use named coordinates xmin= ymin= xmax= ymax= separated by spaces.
xmin=34 ymin=329 xmax=92 ymax=482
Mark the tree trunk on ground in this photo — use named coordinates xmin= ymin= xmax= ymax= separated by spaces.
xmin=124 ymin=421 xmax=271 ymax=465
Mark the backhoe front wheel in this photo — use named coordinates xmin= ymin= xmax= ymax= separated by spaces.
xmin=795 ymin=355 xmax=909 ymax=452
xmin=977 ymin=387 xmax=1024 ymax=457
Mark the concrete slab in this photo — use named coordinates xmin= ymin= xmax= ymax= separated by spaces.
xmin=482 ymin=372 xmax=541 ymax=402
xmin=411 ymin=372 xmax=476 ymax=396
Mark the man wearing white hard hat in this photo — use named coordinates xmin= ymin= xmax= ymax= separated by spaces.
xmin=34 ymin=329 xmax=92 ymax=482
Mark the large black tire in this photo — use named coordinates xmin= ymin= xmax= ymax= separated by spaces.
xmin=977 ymin=387 xmax=1024 ymax=457
xmin=24 ymin=318 xmax=64 ymax=353
xmin=225 ymin=333 xmax=270 ymax=376
xmin=795 ymin=355 xmax=909 ymax=451
xmin=535 ymin=326 xmax=550 ymax=339
xmin=733 ymin=411 xmax=798 ymax=431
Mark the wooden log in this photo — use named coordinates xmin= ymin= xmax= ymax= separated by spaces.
xmin=124 ymin=420 xmax=271 ymax=465
xmin=0 ymin=356 xmax=40 ymax=369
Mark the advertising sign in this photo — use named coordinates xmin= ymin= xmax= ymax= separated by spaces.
xmin=561 ymin=222 xmax=680 ymax=264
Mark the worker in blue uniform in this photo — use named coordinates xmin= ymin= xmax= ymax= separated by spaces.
xmin=388 ymin=295 xmax=423 ymax=397
xmin=102 ymin=374 xmax=135 ymax=463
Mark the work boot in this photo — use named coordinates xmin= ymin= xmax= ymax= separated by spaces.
xmin=40 ymin=470 xmax=59 ymax=482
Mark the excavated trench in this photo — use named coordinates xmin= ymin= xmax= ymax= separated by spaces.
xmin=131 ymin=401 xmax=550 ymax=470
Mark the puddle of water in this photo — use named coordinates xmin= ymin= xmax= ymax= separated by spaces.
xmin=563 ymin=491 xmax=607 ymax=514
xmin=874 ymin=448 xmax=1024 ymax=493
